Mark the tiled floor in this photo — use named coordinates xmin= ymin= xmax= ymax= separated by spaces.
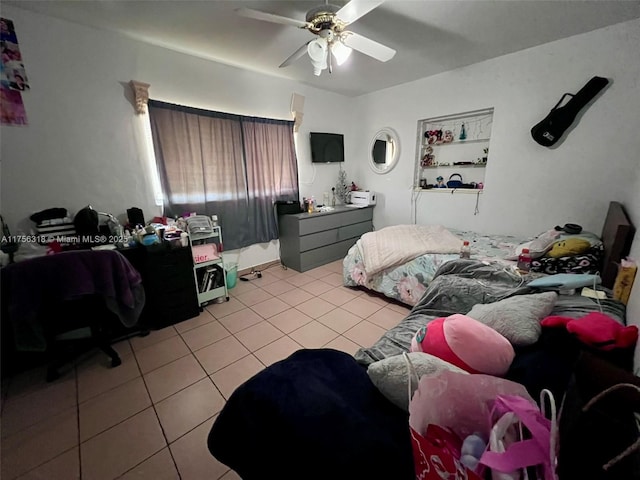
xmin=0 ymin=260 xmax=410 ymax=479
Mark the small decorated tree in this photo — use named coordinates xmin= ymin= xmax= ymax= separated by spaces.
xmin=335 ymin=168 xmax=350 ymax=204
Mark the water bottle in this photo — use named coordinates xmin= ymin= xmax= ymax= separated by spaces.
xmin=517 ymin=248 xmax=532 ymax=272
xmin=460 ymin=240 xmax=471 ymax=259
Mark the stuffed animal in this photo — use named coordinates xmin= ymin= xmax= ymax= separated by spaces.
xmin=546 ymin=237 xmax=590 ymax=258
xmin=541 ymin=312 xmax=638 ymax=351
xmin=410 ymin=314 xmax=515 ymax=376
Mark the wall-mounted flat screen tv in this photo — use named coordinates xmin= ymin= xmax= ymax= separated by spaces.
xmin=310 ymin=132 xmax=344 ymax=163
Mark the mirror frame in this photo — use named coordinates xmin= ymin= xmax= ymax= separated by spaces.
xmin=368 ymin=127 xmax=400 ymax=174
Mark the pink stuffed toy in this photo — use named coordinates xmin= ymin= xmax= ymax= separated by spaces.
xmin=410 ymin=314 xmax=515 ymax=376
xmin=541 ymin=312 xmax=638 ymax=351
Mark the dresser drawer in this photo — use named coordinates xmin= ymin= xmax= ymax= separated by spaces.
xmin=299 ymin=238 xmax=360 ymax=272
xmin=299 ymin=228 xmax=339 ymax=252
xmin=299 ymin=214 xmax=342 ymax=236
xmin=338 ymin=221 xmax=372 ymax=242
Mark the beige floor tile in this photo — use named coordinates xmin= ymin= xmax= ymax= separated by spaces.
xmin=16 ymin=447 xmax=79 ymax=480
xmin=130 ymin=326 xmax=177 ymax=352
xmin=180 ymin=320 xmax=231 ymax=352
xmin=284 ymin=272 xmax=316 ymax=286
xmin=235 ymin=288 xmax=272 ymax=307
xmin=112 ymin=338 xmax=134 ymax=358
xmin=320 ymin=272 xmax=345 ymax=287
xmin=289 ymin=321 xmax=340 ymax=349
xmin=304 ymin=265 xmax=333 ymax=278
xmin=250 ymin=296 xmax=291 ymax=319
xmin=217 ymin=308 xmax=264 ymax=334
xmin=295 ymin=297 xmax=336 ymax=319
xmin=155 ymin=378 xmax=225 ymax=443
xmin=4 ymin=366 xmax=55 ymax=400
xmin=254 ymin=336 xmax=303 ymax=366
xmin=135 ymin=335 xmax=190 ymax=374
xmin=80 ymin=407 xmax=166 ymax=480
xmin=320 ymin=286 xmax=360 ymax=306
xmin=206 ymin=296 xmax=247 ymax=317
xmin=228 ymin=279 xmax=258 ymax=297
xmin=387 ymin=302 xmax=412 ymax=314
xmin=194 ymin=336 xmax=250 ymax=374
xmin=260 ymin=279 xmax=297 ymax=296
xmin=323 ymin=336 xmax=362 ymax=356
xmin=300 ymin=280 xmax=334 ymax=295
xmin=341 ymin=297 xmax=384 ymax=318
xmin=316 ymin=308 xmax=363 ymax=334
xmin=79 ymin=377 xmax=151 ymax=442
xmin=170 ymin=417 xmax=229 ymax=480
xmin=279 ymin=288 xmax=314 ymax=307
xmin=359 ymin=291 xmax=392 ymax=307
xmin=119 ymin=448 xmax=179 ymax=480
xmin=235 ymin=321 xmax=284 ymax=351
xmin=325 ymin=259 xmax=345 ymax=274
xmin=266 ymin=308 xmax=314 ymax=334
xmin=366 ymin=306 xmax=406 ymax=331
xmin=1 ymin=375 xmax=77 ymax=439
xmin=343 ymin=320 xmax=387 ymax=348
xmin=143 ymin=354 xmax=207 ymax=403
xmin=210 ymin=355 xmax=265 ymax=399
xmin=1 ymin=407 xmax=78 ymax=480
xmin=219 ymin=469 xmax=243 ymax=480
xmin=264 ymin=265 xmax=298 ymax=279
xmin=77 ymin=355 xmax=141 ymax=403
xmin=174 ymin=310 xmax=216 ymax=334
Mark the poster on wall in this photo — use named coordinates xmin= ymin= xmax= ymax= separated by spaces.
xmin=1 ymin=84 xmax=28 ymax=125
xmin=1 ymin=18 xmax=29 ymax=91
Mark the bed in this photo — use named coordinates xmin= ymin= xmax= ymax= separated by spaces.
xmin=343 ymin=201 xmax=634 ymax=305
xmin=207 ymin=258 xmax=638 ymax=479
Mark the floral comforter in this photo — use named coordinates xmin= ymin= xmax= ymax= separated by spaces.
xmin=343 ymin=229 xmax=528 ymax=306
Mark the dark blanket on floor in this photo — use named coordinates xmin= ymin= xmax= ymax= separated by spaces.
xmin=208 ymin=349 xmax=414 ymax=480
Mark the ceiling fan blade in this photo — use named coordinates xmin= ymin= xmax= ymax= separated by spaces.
xmin=336 ymin=0 xmax=385 ymax=25
xmin=279 ymin=42 xmax=311 ymax=68
xmin=342 ymin=32 xmax=396 ymax=62
xmin=235 ymin=7 xmax=311 ymax=29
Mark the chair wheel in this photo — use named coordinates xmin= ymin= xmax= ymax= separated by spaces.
xmin=110 ymin=356 xmax=122 ymax=368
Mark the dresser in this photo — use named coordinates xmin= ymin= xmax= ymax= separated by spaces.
xmin=278 ymin=206 xmax=374 ymax=272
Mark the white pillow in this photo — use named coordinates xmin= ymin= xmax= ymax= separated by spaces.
xmin=466 ymin=292 xmax=558 ymax=346
xmin=505 ymin=230 xmax=560 ymax=260
xmin=367 ymin=352 xmax=468 ymax=410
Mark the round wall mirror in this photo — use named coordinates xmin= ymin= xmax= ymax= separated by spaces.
xmin=369 ymin=127 xmax=400 ymax=174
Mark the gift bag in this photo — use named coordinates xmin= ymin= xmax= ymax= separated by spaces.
xmin=410 ymin=423 xmax=483 ymax=480
xmin=479 ymin=390 xmax=557 ymax=480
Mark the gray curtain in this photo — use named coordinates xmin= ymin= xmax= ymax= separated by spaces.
xmin=148 ymin=100 xmax=299 ymax=250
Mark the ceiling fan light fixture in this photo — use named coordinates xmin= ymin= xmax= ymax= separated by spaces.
xmin=307 ymin=38 xmax=328 ymax=76
xmin=331 ymin=40 xmax=352 ymax=66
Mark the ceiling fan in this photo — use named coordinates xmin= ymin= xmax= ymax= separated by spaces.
xmin=236 ymin=0 xmax=396 ymax=76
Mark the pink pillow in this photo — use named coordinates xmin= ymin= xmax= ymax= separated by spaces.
xmin=410 ymin=314 xmax=515 ymax=376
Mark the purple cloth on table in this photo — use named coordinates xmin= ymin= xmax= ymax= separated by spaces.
xmin=4 ymin=250 xmax=145 ymax=351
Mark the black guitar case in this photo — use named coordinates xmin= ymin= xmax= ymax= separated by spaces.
xmin=531 ymin=76 xmax=609 ymax=147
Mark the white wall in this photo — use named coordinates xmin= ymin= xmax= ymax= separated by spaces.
xmin=350 ymin=18 xmax=640 ymax=238
xmin=0 ymin=5 xmax=356 ymax=270
xmin=350 ymin=17 xmax=640 ymax=371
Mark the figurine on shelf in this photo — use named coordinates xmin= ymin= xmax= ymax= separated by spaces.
xmin=459 ymin=123 xmax=467 ymax=140
xmin=350 ymin=182 xmax=359 ymax=191
xmin=443 ymin=130 xmax=454 ymax=143
xmin=436 ymin=176 xmax=446 ymax=188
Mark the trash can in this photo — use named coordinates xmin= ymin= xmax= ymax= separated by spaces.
xmin=226 ymin=263 xmax=238 ymax=289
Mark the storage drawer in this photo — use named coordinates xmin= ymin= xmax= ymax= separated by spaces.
xmin=299 ymin=238 xmax=360 ymax=272
xmin=299 ymin=214 xmax=342 ymax=236
xmin=299 ymin=228 xmax=339 ymax=252
xmin=338 ymin=221 xmax=372 ymax=242
xmin=338 ymin=208 xmax=373 ymax=226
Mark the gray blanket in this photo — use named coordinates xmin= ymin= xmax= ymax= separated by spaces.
xmin=354 ymin=259 xmax=625 ymax=366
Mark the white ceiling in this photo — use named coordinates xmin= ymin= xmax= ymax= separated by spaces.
xmin=8 ymin=0 xmax=640 ymax=96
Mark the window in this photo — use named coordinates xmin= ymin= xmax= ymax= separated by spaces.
xmin=148 ymin=101 xmax=299 ymax=250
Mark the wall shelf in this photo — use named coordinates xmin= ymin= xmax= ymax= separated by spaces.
xmin=415 ymin=107 xmax=494 ymax=190
xmin=414 ymin=188 xmax=484 ymax=194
